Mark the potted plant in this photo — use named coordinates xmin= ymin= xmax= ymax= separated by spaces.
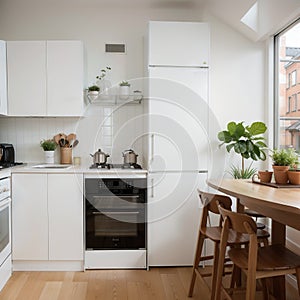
xmin=87 ymin=85 xmax=100 ymax=101
xmin=119 ymin=80 xmax=131 ymax=99
xmin=40 ymin=139 xmax=57 ymax=164
xmin=270 ymin=148 xmax=299 ymax=184
xmin=218 ymin=121 xmax=267 ymax=179
xmin=96 ymin=66 xmax=112 ymax=95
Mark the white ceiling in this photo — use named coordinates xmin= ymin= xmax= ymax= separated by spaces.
xmin=126 ymin=0 xmax=300 ymax=41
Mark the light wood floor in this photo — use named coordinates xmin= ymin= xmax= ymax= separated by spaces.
xmin=0 ymin=267 xmax=298 ymax=300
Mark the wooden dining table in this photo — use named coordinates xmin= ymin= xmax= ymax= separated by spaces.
xmin=207 ymin=178 xmax=300 ymax=299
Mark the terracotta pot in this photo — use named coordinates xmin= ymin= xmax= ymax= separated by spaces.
xmin=258 ymin=170 xmax=273 ymax=183
xmin=273 ymin=165 xmax=289 ymax=184
xmin=287 ymin=170 xmax=300 ymax=185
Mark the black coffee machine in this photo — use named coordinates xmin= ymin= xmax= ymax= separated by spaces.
xmin=0 ymin=144 xmax=15 ymax=164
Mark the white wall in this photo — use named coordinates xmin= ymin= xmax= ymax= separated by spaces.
xmin=0 ymin=0 xmax=267 ymax=171
xmin=204 ymin=12 xmax=267 ymax=175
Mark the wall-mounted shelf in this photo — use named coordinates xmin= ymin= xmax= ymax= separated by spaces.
xmin=86 ymin=93 xmax=143 ymax=105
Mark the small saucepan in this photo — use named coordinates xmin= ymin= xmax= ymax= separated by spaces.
xmin=90 ymin=149 xmax=110 ymax=164
xmin=122 ymin=149 xmax=138 ymax=165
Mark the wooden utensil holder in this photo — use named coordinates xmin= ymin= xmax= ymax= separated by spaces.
xmin=60 ymin=148 xmax=72 ymax=164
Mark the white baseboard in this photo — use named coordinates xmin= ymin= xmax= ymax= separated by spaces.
xmin=12 ymin=260 xmax=84 ymax=271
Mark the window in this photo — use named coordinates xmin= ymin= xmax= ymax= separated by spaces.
xmin=274 ymin=19 xmax=300 ymax=150
xmin=291 ymin=70 xmax=297 ymax=86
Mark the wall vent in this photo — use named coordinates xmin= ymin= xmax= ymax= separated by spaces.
xmin=105 ymin=44 xmax=126 ymax=53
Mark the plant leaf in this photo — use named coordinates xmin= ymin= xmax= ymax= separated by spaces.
xmin=247 ymin=122 xmax=267 ymax=136
xmin=227 ymin=122 xmax=237 ymax=135
xmin=217 ymin=131 xmax=232 ymax=143
xmin=234 ymin=141 xmax=247 ymax=153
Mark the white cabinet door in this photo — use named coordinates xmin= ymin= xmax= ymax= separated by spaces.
xmin=12 ymin=174 xmax=48 ymax=260
xmin=0 ymin=41 xmax=7 ymax=115
xmin=148 ymin=172 xmax=206 ymax=266
xmin=148 ymin=68 xmax=209 ymax=171
xmin=47 ymin=41 xmax=83 ymax=116
xmin=7 ymin=41 xmax=47 ymax=116
xmin=48 ymin=174 xmax=83 ymax=260
xmin=148 ymin=21 xmax=209 ymax=66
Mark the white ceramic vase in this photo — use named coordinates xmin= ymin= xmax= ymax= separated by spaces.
xmin=44 ymin=150 xmax=55 ymax=164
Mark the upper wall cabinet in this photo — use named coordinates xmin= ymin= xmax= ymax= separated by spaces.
xmin=7 ymin=40 xmax=83 ymax=117
xmin=148 ymin=21 xmax=210 ymax=67
xmin=0 ymin=41 xmax=8 ymax=115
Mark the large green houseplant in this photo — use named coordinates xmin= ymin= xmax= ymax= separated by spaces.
xmin=218 ymin=121 xmax=267 ymax=178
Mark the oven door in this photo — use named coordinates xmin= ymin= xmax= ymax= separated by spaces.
xmin=86 ymin=195 xmax=146 ymax=250
xmin=0 ymin=198 xmax=11 ymax=265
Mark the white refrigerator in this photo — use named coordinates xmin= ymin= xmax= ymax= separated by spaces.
xmin=147 ymin=21 xmax=210 ymax=266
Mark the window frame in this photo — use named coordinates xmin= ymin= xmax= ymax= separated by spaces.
xmin=274 ymin=18 xmax=300 ymax=149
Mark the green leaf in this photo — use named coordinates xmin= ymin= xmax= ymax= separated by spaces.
xmin=246 ymin=140 xmax=254 ymax=152
xmin=227 ymin=122 xmax=237 ymax=135
xmin=217 ymin=131 xmax=232 ymax=143
xmin=233 ymin=123 xmax=245 ymax=140
xmin=226 ymin=143 xmax=235 ymax=153
xmin=247 ymin=122 xmax=267 ymax=136
xmin=234 ymin=141 xmax=247 ymax=153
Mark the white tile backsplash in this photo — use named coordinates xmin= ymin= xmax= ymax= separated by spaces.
xmin=0 ymin=103 xmax=145 ymax=166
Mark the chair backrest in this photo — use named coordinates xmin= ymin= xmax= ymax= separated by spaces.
xmin=218 ymin=205 xmax=257 ymax=234
xmin=198 ymin=190 xmax=232 ymax=228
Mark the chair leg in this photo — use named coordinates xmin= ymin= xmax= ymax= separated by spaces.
xmin=230 ymin=264 xmax=239 ymax=289
xmin=260 ymin=278 xmax=269 ymax=300
xmin=210 ymin=243 xmax=219 ymax=300
xmin=188 ymin=233 xmax=205 ymax=297
xmin=296 ymin=267 xmax=300 ymax=297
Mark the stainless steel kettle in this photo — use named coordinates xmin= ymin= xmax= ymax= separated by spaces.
xmin=122 ymin=149 xmax=138 ymax=164
xmin=90 ymin=149 xmax=110 ymax=164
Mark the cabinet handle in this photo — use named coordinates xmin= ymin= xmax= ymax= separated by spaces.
xmin=151 ymin=178 xmax=154 ymax=198
xmin=92 ymin=211 xmax=139 ymax=215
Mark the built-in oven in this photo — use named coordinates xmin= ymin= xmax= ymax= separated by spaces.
xmin=0 ymin=176 xmax=12 ymax=291
xmin=85 ymin=177 xmax=147 ymax=250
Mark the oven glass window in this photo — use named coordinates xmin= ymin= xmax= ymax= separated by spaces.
xmin=0 ymin=206 xmax=9 ymax=252
xmin=94 ymin=213 xmax=139 ymax=237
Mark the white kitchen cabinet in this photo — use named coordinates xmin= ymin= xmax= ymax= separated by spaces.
xmin=48 ymin=174 xmax=83 ymax=260
xmin=148 ymin=172 xmax=207 ymax=266
xmin=7 ymin=41 xmax=47 ymax=116
xmin=12 ymin=173 xmax=83 ymax=262
xmin=7 ymin=40 xmax=83 ymax=116
xmin=0 ymin=40 xmax=8 ymax=115
xmin=148 ymin=21 xmax=209 ymax=66
xmin=47 ymin=41 xmax=83 ymax=116
xmin=12 ymin=174 xmax=48 ymax=260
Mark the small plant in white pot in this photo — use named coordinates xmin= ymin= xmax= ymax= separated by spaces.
xmin=87 ymin=85 xmax=100 ymax=101
xmin=40 ymin=139 xmax=57 ymax=164
xmin=119 ymin=80 xmax=131 ymax=99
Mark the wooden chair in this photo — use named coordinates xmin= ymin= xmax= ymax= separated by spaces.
xmin=188 ymin=191 xmax=270 ymax=299
xmin=244 ymin=208 xmax=267 ymax=229
xmin=215 ymin=205 xmax=300 ymax=300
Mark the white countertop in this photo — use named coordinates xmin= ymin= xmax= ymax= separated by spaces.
xmin=7 ymin=163 xmax=148 ymax=176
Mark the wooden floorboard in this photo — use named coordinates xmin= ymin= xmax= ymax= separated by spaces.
xmin=0 ymin=267 xmax=298 ymax=299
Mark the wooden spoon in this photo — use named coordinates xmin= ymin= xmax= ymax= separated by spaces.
xmin=53 ymin=133 xmax=62 ymax=145
xmin=67 ymin=133 xmax=76 ymax=143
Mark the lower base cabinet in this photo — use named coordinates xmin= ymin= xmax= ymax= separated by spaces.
xmin=12 ymin=173 xmax=83 ymax=262
xmin=148 ymin=172 xmax=207 ymax=266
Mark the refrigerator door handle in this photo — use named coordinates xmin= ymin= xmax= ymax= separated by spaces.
xmin=151 ymin=178 xmax=154 ymax=198
xmin=151 ymin=134 xmax=154 ymax=162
